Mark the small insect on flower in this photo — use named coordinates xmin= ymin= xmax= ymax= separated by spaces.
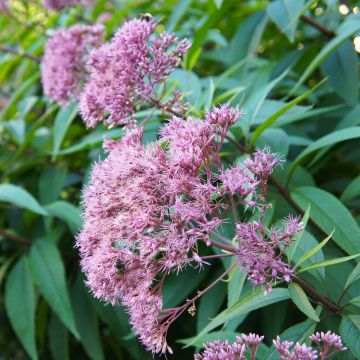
xmin=140 ymin=13 xmax=153 ymax=22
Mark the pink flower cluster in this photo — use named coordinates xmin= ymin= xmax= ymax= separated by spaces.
xmin=194 ymin=334 xmax=263 ymax=360
xmin=79 ymin=17 xmax=191 ymax=128
xmin=77 ymin=106 xmax=240 ymax=353
xmin=195 ymin=332 xmax=346 ymax=360
xmin=274 ymin=331 xmax=347 ymax=359
xmin=236 ymin=215 xmax=303 ymax=294
xmin=42 ymin=0 xmax=90 ymax=11
xmin=41 ymin=24 xmax=104 ymax=105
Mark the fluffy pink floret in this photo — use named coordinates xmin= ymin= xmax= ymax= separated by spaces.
xmin=41 ymin=24 xmax=104 ymax=105
xmin=80 ymin=17 xmax=191 ymax=128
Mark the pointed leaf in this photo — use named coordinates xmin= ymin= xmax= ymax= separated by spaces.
xmin=345 ymin=264 xmax=360 ymax=290
xmin=28 ymin=239 xmax=79 ymax=338
xmin=267 ymin=0 xmax=304 ymax=42
xmin=0 ymin=184 xmax=48 ymax=215
xmin=5 ymin=257 xmax=38 ymax=360
xmin=341 ymin=175 xmax=360 ymax=204
xmin=340 ymin=315 xmax=360 ymax=358
xmin=291 ymin=187 xmax=360 ymax=256
xmin=298 ymin=254 xmax=360 ymax=273
xmin=185 ymin=288 xmax=289 ymax=347
xmin=295 ymin=230 xmax=334 ymax=268
xmin=291 ymin=127 xmax=360 ymax=174
xmin=288 ymin=283 xmax=319 ymax=321
xmin=44 ymin=201 xmax=82 ymax=234
xmin=251 ymin=79 xmax=325 ymax=145
xmin=52 ymin=100 xmax=78 ymax=159
xmin=291 ymin=18 xmax=360 ymax=94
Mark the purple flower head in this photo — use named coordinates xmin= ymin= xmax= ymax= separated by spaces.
xmin=80 ymin=17 xmax=191 ymax=128
xmin=236 ymin=221 xmax=296 ymax=292
xmin=194 ymin=339 xmax=245 ymax=360
xmin=160 ymin=117 xmax=214 ymax=174
xmin=42 ymin=0 xmax=91 ymax=11
xmin=220 ymin=166 xmax=259 ymax=197
xmin=244 ymin=146 xmax=283 ymax=178
xmin=42 ymin=24 xmax=104 ymax=105
xmin=206 ymin=104 xmax=241 ymax=131
xmin=309 ymin=331 xmax=347 ymax=357
xmin=273 ymin=336 xmax=318 ymax=360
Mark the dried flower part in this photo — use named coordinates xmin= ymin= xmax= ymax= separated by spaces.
xmin=41 ymin=24 xmax=104 ymax=105
xmin=42 ymin=0 xmax=90 ymax=11
xmin=80 ymin=17 xmax=191 ymax=128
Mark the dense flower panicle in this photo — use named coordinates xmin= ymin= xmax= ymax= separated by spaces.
xmin=77 ymin=99 xmax=308 ymax=354
xmin=42 ymin=0 xmax=90 ymax=11
xmin=80 ymin=17 xmax=191 ymax=128
xmin=77 ymin=113 xmax=230 ymax=352
xmin=41 ymin=24 xmax=104 ymax=105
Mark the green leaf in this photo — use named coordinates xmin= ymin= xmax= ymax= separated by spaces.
xmin=179 ymin=331 xmax=240 ymax=347
xmin=228 ymin=11 xmax=267 ymax=65
xmin=44 ymin=201 xmax=82 ymax=234
xmin=291 ymin=18 xmax=360 ymax=94
xmin=295 ymin=230 xmax=334 ymax=268
xmin=0 ymin=184 xmax=48 ymax=215
xmin=28 ymin=239 xmax=79 ymax=338
xmin=163 ymin=266 xmax=209 ymax=308
xmin=38 ymin=165 xmax=67 ymax=205
xmin=227 ymin=263 xmax=247 ymax=307
xmin=291 ymin=187 xmax=360 ymax=255
xmin=197 ymin=276 xmax=226 ymax=332
xmin=5 ymin=257 xmax=38 ymax=360
xmin=345 ymin=264 xmax=360 ymax=290
xmin=251 ymin=79 xmax=325 ymax=145
xmin=320 ymin=41 xmax=359 ymax=106
xmin=267 ymin=0 xmax=304 ymax=42
xmin=52 ymin=100 xmax=78 ymax=159
xmin=341 ymin=175 xmax=360 ymax=204
xmin=166 ymin=0 xmax=192 ymax=32
xmin=48 ymin=313 xmax=69 ymax=360
xmin=288 ymin=283 xmax=319 ymax=321
xmin=185 ymin=288 xmax=289 ymax=347
xmin=298 ymin=253 xmax=360 ymax=273
xmin=291 ymin=127 xmax=360 ymax=174
xmin=340 ymin=315 xmax=360 ymax=358
xmin=71 ymin=274 xmax=104 ymax=360
xmin=242 ymin=69 xmax=288 ymax=135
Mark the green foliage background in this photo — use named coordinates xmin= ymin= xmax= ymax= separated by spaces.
xmin=0 ymin=0 xmax=360 ymax=359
